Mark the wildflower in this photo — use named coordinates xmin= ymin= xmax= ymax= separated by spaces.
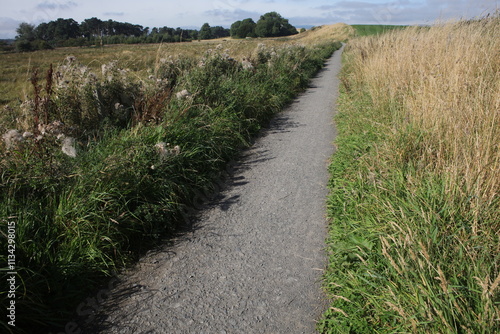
xmin=38 ymin=123 xmax=47 ymax=135
xmin=61 ymin=136 xmax=77 ymax=158
xmin=64 ymin=55 xmax=77 ymax=65
xmin=155 ymin=142 xmax=181 ymax=160
xmin=171 ymin=145 xmax=181 ymax=156
xmin=23 ymin=131 xmax=34 ymax=139
xmin=84 ymin=72 xmax=97 ymax=85
xmin=46 ymin=121 xmax=65 ymax=135
xmin=102 ymin=61 xmax=117 ymax=81
xmin=242 ymin=58 xmax=254 ymax=70
xmin=2 ymin=130 xmax=24 ymax=149
xmin=155 ymin=142 xmax=168 ymax=159
xmin=176 ymin=89 xmax=192 ymax=100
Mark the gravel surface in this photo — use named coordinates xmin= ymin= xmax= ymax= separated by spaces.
xmin=79 ymin=45 xmax=344 ymax=334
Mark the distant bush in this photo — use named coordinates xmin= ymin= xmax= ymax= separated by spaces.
xmin=255 ymin=12 xmax=298 ymax=37
xmin=230 ymin=18 xmax=257 ymax=39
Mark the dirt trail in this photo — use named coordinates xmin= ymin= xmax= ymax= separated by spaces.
xmin=82 ymin=45 xmax=344 ymax=334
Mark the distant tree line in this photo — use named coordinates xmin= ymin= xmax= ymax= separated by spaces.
xmin=13 ymin=17 xmax=230 ymax=52
xmin=13 ymin=12 xmax=297 ymax=52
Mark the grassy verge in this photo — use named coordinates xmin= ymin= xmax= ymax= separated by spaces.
xmin=319 ymin=15 xmax=499 ymax=333
xmin=0 ymin=40 xmax=342 ymax=333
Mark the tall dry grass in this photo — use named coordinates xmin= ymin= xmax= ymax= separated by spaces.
xmin=291 ymin=23 xmax=355 ymax=44
xmin=321 ymin=14 xmax=499 ymax=333
xmin=349 ymin=15 xmax=499 ymax=229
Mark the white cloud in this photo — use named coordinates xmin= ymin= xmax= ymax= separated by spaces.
xmin=0 ymin=17 xmax=21 ymax=39
xmin=102 ymin=12 xmax=125 ymax=17
xmin=313 ymin=0 xmax=497 ymax=25
xmin=35 ymin=1 xmax=78 ymax=11
xmin=204 ymin=8 xmax=261 ymax=24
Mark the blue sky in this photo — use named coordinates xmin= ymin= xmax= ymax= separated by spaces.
xmin=0 ymin=0 xmax=497 ymax=38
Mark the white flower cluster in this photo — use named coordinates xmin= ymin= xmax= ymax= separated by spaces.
xmin=147 ymin=74 xmax=170 ymax=88
xmin=2 ymin=121 xmax=77 ymax=157
xmin=55 ymin=55 xmax=97 ymax=89
xmin=154 ymin=142 xmax=181 ymax=158
xmin=151 ymin=142 xmax=181 ymax=169
xmin=175 ymin=89 xmax=192 ymax=100
xmin=2 ymin=130 xmax=26 ymax=149
xmin=101 ymin=60 xmax=129 ymax=82
xmin=253 ymin=43 xmax=278 ymax=65
xmin=241 ymin=57 xmax=254 ymax=70
xmin=199 ymin=45 xmax=236 ymax=67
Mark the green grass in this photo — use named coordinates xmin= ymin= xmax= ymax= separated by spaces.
xmin=351 ymin=24 xmax=407 ymax=36
xmin=0 ymin=40 xmax=342 ymax=333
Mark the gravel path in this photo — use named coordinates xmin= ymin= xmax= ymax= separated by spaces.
xmin=82 ymin=45 xmax=343 ymax=334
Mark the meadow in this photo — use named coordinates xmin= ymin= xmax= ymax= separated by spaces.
xmin=0 ymin=25 xmax=347 ymax=333
xmin=319 ymin=15 xmax=499 ymax=333
xmin=0 ymin=23 xmax=354 ymax=107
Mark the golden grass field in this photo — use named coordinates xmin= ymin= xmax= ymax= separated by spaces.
xmin=0 ymin=23 xmax=354 ymax=106
xmin=348 ymin=17 xmax=499 ymax=215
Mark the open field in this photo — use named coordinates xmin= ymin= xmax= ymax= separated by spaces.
xmin=320 ymin=15 xmax=499 ymax=333
xmin=0 ymin=23 xmax=354 ymax=108
xmin=0 ymin=25 xmax=344 ymax=333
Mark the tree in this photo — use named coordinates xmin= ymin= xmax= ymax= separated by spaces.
xmin=15 ymin=23 xmax=36 ymax=51
xmin=211 ymin=26 xmax=230 ymax=39
xmin=230 ymin=20 xmax=241 ymax=37
xmin=199 ymin=23 xmax=212 ymax=40
xmin=230 ymin=18 xmax=256 ymax=38
xmin=255 ymin=12 xmax=298 ymax=38
xmin=81 ymin=17 xmax=104 ymax=38
xmin=53 ymin=18 xmax=80 ymax=40
xmin=15 ymin=23 xmax=36 ymax=42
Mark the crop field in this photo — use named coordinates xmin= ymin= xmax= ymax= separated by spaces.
xmin=0 ymin=24 xmax=347 ymax=333
xmin=320 ymin=15 xmax=499 ymax=333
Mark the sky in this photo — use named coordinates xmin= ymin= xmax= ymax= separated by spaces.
xmin=0 ymin=0 xmax=498 ymax=38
